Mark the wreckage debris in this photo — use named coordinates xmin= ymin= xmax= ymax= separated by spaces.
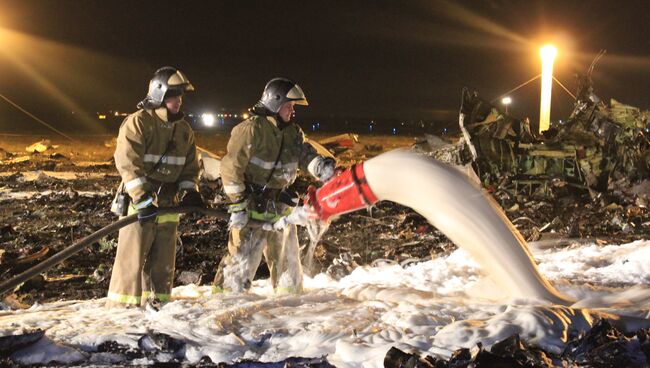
xmin=0 ymin=147 xmax=12 ymax=160
xmin=454 ymin=57 xmax=648 ymax=211
xmin=414 ymin=64 xmax=648 ymax=242
xmin=563 ymin=318 xmax=650 ymax=367
xmin=316 ymin=133 xmax=360 ymax=154
xmin=383 ymin=320 xmax=650 ymax=368
xmin=0 ymin=329 xmax=45 ymax=356
xmin=25 ymin=139 xmax=58 ymax=154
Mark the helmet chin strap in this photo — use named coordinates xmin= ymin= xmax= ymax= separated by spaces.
xmin=251 ymin=102 xmax=290 ymax=129
xmin=276 ymin=114 xmax=290 ymax=129
xmin=137 ymin=96 xmax=160 ymax=110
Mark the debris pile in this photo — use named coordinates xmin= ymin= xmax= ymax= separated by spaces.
xmin=24 ymin=139 xmax=58 ymax=154
xmin=384 ymin=319 xmax=650 ymax=368
xmin=413 ymin=62 xmax=648 ymax=242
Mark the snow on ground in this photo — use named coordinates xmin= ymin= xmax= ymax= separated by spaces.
xmin=1 ymin=239 xmax=649 ymax=367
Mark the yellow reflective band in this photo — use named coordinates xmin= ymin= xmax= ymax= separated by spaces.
xmin=249 ymin=208 xmax=292 ymax=223
xmin=156 ymin=213 xmax=180 ymax=224
xmin=228 ymin=199 xmax=249 ymax=213
xmin=127 ymin=206 xmax=179 ymax=223
xmin=107 ymin=292 xmax=141 ymax=305
xmin=133 ymin=197 xmax=154 ymax=210
xmin=211 ymin=285 xmax=227 ymax=295
xmin=141 ymin=291 xmax=171 ymax=302
xmin=127 ymin=205 xmax=137 ymax=216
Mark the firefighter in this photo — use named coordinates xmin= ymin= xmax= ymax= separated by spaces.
xmin=106 ymin=66 xmax=203 ymax=308
xmin=213 ymin=77 xmax=335 ymax=294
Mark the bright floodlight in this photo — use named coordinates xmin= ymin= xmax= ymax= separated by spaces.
xmin=501 ymin=96 xmax=512 ymax=114
xmin=201 ymin=113 xmax=215 ymax=127
xmin=539 ymin=44 xmax=557 ymax=133
xmin=242 ymin=113 xmax=249 ymax=120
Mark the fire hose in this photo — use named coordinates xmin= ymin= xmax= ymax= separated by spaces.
xmin=0 ymin=206 xmax=265 ymax=297
xmin=0 ymin=162 xmax=379 ymax=298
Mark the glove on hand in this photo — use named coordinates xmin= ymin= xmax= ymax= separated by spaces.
xmin=309 ymin=156 xmax=336 ymax=182
xmin=134 ymin=194 xmax=158 ymax=225
xmin=271 ymin=205 xmax=314 ymax=231
xmin=228 ymin=200 xmax=249 ymax=230
xmin=229 ymin=210 xmax=249 ymax=229
xmin=180 ymin=190 xmax=204 ymax=207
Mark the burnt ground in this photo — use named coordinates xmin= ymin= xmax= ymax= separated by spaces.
xmin=0 ymin=133 xmax=648 ymax=366
xmin=0 ymin=133 xmax=647 ymax=307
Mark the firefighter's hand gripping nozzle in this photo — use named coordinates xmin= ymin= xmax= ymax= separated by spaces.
xmin=305 ymin=163 xmax=379 ymax=222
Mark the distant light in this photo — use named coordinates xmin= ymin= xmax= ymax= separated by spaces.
xmin=501 ymin=96 xmax=512 ymax=114
xmin=312 ymin=123 xmax=317 ymax=131
xmin=201 ymin=113 xmax=215 ymax=127
xmin=114 ymin=111 xmax=120 ymax=116
xmin=392 ymin=128 xmax=397 ymax=135
xmin=539 ymin=44 xmax=558 ymax=133
xmin=242 ymin=113 xmax=249 ymax=120
xmin=234 ymin=114 xmax=238 ymax=118
xmin=98 ymin=114 xmax=106 ymax=120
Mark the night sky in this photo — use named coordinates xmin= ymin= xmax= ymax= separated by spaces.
xmin=0 ymin=0 xmax=649 ymax=133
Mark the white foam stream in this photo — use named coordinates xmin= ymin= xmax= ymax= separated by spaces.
xmin=363 ymin=150 xmax=572 ymax=304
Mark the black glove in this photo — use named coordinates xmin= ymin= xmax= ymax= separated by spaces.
xmin=180 ymin=190 xmax=204 ymax=207
xmin=134 ymin=194 xmax=158 ymax=225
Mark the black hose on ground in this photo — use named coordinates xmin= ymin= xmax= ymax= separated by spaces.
xmin=0 ymin=206 xmax=260 ymax=297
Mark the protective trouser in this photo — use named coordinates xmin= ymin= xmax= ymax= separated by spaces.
xmin=106 ymin=196 xmax=180 ymax=307
xmin=213 ymin=200 xmax=303 ymax=294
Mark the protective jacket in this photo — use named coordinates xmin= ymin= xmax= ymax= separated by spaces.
xmin=220 ymin=115 xmax=319 ymax=203
xmin=214 ymin=114 xmax=320 ymax=294
xmin=107 ymin=107 xmax=199 ymax=307
xmin=114 ymin=107 xmax=199 ymax=201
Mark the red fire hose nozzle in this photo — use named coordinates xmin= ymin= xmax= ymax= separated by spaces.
xmin=305 ymin=163 xmax=379 ymax=222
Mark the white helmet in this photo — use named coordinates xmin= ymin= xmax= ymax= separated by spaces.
xmin=258 ymin=77 xmax=308 ymax=114
xmin=137 ymin=66 xmax=194 ymax=109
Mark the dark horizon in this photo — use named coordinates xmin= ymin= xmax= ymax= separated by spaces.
xmin=1 ymin=0 xmax=649 ymax=134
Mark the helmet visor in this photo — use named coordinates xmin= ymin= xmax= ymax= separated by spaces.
xmin=168 ymin=70 xmax=195 ymax=92
xmin=286 ymin=85 xmax=308 ymax=105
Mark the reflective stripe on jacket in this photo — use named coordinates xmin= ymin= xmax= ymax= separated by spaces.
xmin=114 ymin=107 xmax=200 ymax=201
xmin=220 ymin=115 xmax=319 ymax=203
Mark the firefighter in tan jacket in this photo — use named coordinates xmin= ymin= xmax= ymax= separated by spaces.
xmin=107 ymin=66 xmax=203 ymax=308
xmin=213 ymin=77 xmax=335 ymax=294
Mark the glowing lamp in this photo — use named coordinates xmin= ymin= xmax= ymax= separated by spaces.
xmin=539 ymin=44 xmax=557 ymax=133
xmin=201 ymin=113 xmax=215 ymax=127
xmin=501 ymin=96 xmax=512 ymax=114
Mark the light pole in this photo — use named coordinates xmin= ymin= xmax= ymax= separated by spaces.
xmin=539 ymin=44 xmax=557 ymax=133
xmin=501 ymin=96 xmax=512 ymax=114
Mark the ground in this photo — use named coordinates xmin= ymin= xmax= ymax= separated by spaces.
xmin=0 ymin=132 xmax=647 ymax=307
